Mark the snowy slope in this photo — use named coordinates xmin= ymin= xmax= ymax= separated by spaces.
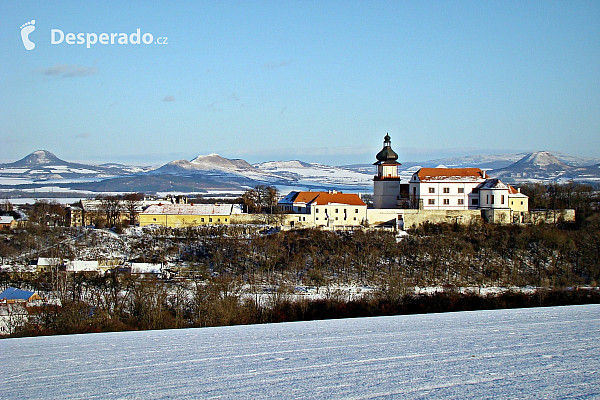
xmin=2 ymin=305 xmax=599 ymax=399
xmin=0 ymin=150 xmax=149 ymax=184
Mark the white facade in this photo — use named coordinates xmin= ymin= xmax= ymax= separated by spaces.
xmin=373 ymin=180 xmax=400 ymax=209
xmin=279 ymin=191 xmax=367 ymax=228
xmin=409 ymin=168 xmax=488 ymax=210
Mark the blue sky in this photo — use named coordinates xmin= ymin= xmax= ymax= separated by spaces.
xmin=1 ymin=1 xmax=599 ymax=166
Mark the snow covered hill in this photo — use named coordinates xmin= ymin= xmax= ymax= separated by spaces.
xmin=2 ymin=150 xmax=599 ymax=194
xmin=0 ymin=150 xmax=149 ymax=185
xmin=146 ymin=154 xmax=374 ymax=191
xmin=2 ymin=305 xmax=599 ymax=399
xmin=493 ymin=151 xmax=600 ymax=183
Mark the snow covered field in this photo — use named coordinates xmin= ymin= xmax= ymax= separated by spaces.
xmin=2 ymin=305 xmax=599 ymax=399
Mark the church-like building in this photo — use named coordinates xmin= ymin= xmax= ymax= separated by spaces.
xmin=370 ymin=133 xmax=532 ymax=225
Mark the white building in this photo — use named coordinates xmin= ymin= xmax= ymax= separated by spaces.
xmin=278 ymin=191 xmax=367 ymax=228
xmin=408 ymin=168 xmax=489 ymax=210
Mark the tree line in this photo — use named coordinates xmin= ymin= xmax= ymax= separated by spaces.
xmin=2 ymin=210 xmax=600 ymax=337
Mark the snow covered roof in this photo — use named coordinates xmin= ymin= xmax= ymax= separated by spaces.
xmin=0 ymin=216 xmax=14 ymax=224
xmin=414 ymin=168 xmax=488 ymax=182
xmin=142 ymin=204 xmax=233 ymax=216
xmin=478 ymin=178 xmax=509 ymax=190
xmin=37 ymin=257 xmax=61 ymax=266
xmin=130 ymin=263 xmax=162 ymax=274
xmin=476 ymin=179 xmax=529 ymax=198
xmin=66 ymin=260 xmax=100 ymax=272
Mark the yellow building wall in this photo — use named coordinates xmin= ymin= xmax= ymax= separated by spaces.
xmin=508 ymin=195 xmax=529 ymax=212
xmin=139 ymin=214 xmax=230 ymax=227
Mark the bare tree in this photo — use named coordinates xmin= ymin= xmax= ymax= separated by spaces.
xmin=99 ymin=196 xmax=123 ymax=228
xmin=242 ymin=185 xmax=280 ymax=213
xmin=123 ymin=193 xmax=144 ymax=226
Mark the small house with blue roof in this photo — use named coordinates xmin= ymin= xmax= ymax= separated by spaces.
xmin=0 ymin=287 xmax=41 ymax=303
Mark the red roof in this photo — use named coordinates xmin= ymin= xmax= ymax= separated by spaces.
xmin=307 ymin=192 xmax=366 ymax=206
xmin=416 ymin=168 xmax=488 ymax=181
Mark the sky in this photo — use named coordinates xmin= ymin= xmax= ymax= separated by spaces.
xmin=1 ymin=1 xmax=599 ymax=166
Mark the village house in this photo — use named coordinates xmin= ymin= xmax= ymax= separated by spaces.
xmin=0 ymin=215 xmax=16 ymax=230
xmin=278 ymin=191 xmax=368 ymax=228
xmin=0 ymin=287 xmax=43 ymax=336
xmin=0 ymin=287 xmax=42 ymax=303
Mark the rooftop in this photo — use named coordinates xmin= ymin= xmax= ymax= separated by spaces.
xmin=142 ymin=204 xmax=233 ymax=216
xmin=415 ymin=167 xmax=488 ymax=182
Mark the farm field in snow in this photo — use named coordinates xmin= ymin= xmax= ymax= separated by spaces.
xmin=1 ymin=305 xmax=600 ymax=399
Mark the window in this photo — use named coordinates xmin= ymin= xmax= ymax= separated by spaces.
xmin=458 ymin=188 xmax=464 ymax=194
xmin=443 ymin=187 xmax=450 ymax=194
xmin=316 ymin=217 xmax=319 ymax=221
xmin=355 ymin=209 xmax=359 ymax=213
xmin=511 ymin=201 xmax=514 ymax=205
xmin=458 ymin=199 xmax=464 ymax=205
xmin=491 ymin=195 xmax=495 ymax=204
xmin=217 ymin=218 xmax=221 ymax=222
xmin=335 ymin=209 xmax=339 ymax=213
xmin=443 ymin=199 xmax=450 ymax=205
xmin=209 ymin=218 xmax=212 ymax=222
xmin=428 ymin=199 xmax=435 ymax=205
xmin=335 ymin=217 xmax=339 ymax=220
xmin=472 ymin=199 xmax=479 ymax=205
xmin=201 ymin=218 xmax=204 ymax=222
xmin=429 ymin=187 xmax=435 ymax=193
xmin=225 ymin=218 xmax=228 ymax=222
xmin=501 ymin=195 xmax=505 ymax=204
xmin=521 ymin=201 xmax=524 ymax=205
xmin=354 ymin=217 xmax=357 ymax=220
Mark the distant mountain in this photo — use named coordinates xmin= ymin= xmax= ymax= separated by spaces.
xmin=255 ymin=160 xmax=313 ymax=169
xmin=9 ymin=150 xmax=66 ymax=167
xmin=147 ymin=154 xmax=373 ymax=192
xmin=493 ymin=151 xmax=600 ymax=183
xmin=2 ymin=150 xmax=599 ymax=194
xmin=0 ymin=150 xmax=149 ymax=184
xmin=152 ymin=154 xmax=257 ymax=175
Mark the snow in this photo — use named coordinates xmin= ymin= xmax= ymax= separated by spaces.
xmin=1 ymin=304 xmax=599 ymax=399
xmin=0 ymin=177 xmax=34 ymax=185
xmin=0 ymin=168 xmax=30 ymax=173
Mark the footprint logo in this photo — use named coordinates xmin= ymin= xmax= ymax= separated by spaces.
xmin=20 ymin=20 xmax=36 ymax=50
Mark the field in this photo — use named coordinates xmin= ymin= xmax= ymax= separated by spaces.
xmin=2 ymin=304 xmax=599 ymax=399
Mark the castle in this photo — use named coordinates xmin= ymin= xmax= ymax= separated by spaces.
xmin=278 ymin=134 xmax=573 ymax=229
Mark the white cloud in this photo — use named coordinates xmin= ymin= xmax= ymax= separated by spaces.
xmin=39 ymin=64 xmax=97 ymax=78
xmin=263 ymin=59 xmax=293 ymax=70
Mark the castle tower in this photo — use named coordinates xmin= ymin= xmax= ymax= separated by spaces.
xmin=373 ymin=133 xmax=401 ymax=209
